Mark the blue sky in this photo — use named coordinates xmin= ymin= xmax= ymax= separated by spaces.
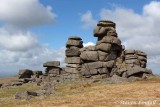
xmin=0 ymin=0 xmax=160 ymax=77
xmin=33 ymin=0 xmax=152 ymax=48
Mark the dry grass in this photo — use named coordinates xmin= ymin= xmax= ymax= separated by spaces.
xmin=0 ymin=77 xmax=18 ymax=84
xmin=1 ymin=77 xmax=160 ymax=107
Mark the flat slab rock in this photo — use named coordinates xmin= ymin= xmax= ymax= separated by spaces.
xmin=68 ymin=36 xmax=82 ymax=40
xmin=43 ymin=61 xmax=60 ymax=67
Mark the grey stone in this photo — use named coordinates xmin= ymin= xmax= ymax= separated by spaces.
xmin=111 ymin=44 xmax=122 ymax=51
xmin=42 ymin=82 xmax=55 ymax=95
xmin=15 ymin=91 xmax=37 ymax=99
xmin=82 ymin=62 xmax=103 ymax=70
xmin=137 ymin=56 xmax=147 ymax=61
xmin=125 ymin=54 xmax=138 ymax=60
xmin=19 ymin=78 xmax=33 ymax=83
xmin=107 ymin=30 xmax=117 ymax=37
xmin=98 ymin=68 xmax=109 ymax=74
xmin=43 ymin=61 xmax=60 ymax=67
xmin=140 ymin=61 xmax=147 ymax=68
xmin=1 ymin=83 xmax=11 ymax=88
xmin=48 ymin=68 xmax=61 ymax=75
xmin=80 ymin=51 xmax=99 ymax=61
xmin=68 ymin=36 xmax=82 ymax=40
xmin=102 ymin=60 xmax=115 ymax=68
xmin=65 ymin=57 xmax=81 ymax=64
xmin=62 ymin=73 xmax=80 ymax=80
xmin=135 ymin=50 xmax=147 ymax=57
xmin=33 ymin=70 xmax=43 ymax=75
xmin=96 ymin=41 xmax=101 ymax=45
xmin=106 ymin=51 xmax=118 ymax=61
xmin=125 ymin=59 xmax=140 ymax=65
xmin=93 ymin=26 xmax=108 ymax=37
xmin=66 ymin=39 xmax=83 ymax=47
xmin=101 ymin=36 xmax=121 ymax=45
xmin=125 ymin=49 xmax=135 ymax=55
xmin=11 ymin=82 xmax=23 ymax=86
xmin=81 ymin=67 xmax=91 ymax=76
xmin=98 ymin=51 xmax=117 ymax=61
xmin=97 ymin=20 xmax=116 ymax=28
xmin=96 ymin=43 xmax=112 ymax=52
xmin=90 ymin=69 xmax=98 ymax=75
xmin=106 ymin=75 xmax=128 ymax=84
xmin=18 ymin=69 xmax=33 ymax=79
xmin=65 ymin=47 xmax=80 ymax=57
xmin=126 ymin=66 xmax=152 ymax=77
xmin=66 ymin=64 xmax=81 ymax=68
xmin=98 ymin=51 xmax=109 ymax=61
xmin=65 ymin=67 xmax=80 ymax=73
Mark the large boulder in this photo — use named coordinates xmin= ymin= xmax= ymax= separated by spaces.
xmin=65 ymin=57 xmax=81 ymax=64
xmin=135 ymin=50 xmax=147 ymax=57
xmin=98 ymin=51 xmax=117 ymax=61
xmin=68 ymin=36 xmax=82 ymax=40
xmin=101 ymin=36 xmax=121 ymax=45
xmin=125 ymin=49 xmax=135 ymax=55
xmin=65 ymin=67 xmax=80 ymax=73
xmin=96 ymin=43 xmax=112 ymax=52
xmin=65 ymin=47 xmax=80 ymax=57
xmin=80 ymin=46 xmax=96 ymax=52
xmin=80 ymin=51 xmax=99 ymax=61
xmin=126 ymin=66 xmax=152 ymax=77
xmin=66 ymin=39 xmax=83 ymax=48
xmin=18 ymin=69 xmax=33 ymax=79
xmin=97 ymin=20 xmax=116 ymax=28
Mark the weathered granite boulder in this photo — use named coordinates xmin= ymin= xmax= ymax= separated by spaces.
xmin=43 ymin=61 xmax=60 ymax=67
xmin=65 ymin=47 xmax=80 ymax=57
xmin=18 ymin=69 xmax=33 ymax=79
xmin=80 ymin=51 xmax=99 ymax=61
xmin=65 ymin=57 xmax=81 ymax=64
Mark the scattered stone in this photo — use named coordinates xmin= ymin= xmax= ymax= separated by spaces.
xmin=15 ymin=91 xmax=37 ymax=100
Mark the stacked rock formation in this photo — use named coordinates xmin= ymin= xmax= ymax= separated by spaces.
xmin=79 ymin=20 xmax=152 ymax=79
xmin=64 ymin=36 xmax=83 ymax=80
xmin=43 ymin=61 xmax=61 ymax=77
xmin=80 ymin=21 xmax=122 ymax=78
xmin=114 ymin=49 xmax=152 ymax=78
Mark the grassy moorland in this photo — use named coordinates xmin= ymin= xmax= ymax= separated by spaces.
xmin=0 ymin=77 xmax=160 ymax=107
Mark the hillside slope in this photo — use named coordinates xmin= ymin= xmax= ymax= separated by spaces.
xmin=0 ymin=77 xmax=160 ymax=107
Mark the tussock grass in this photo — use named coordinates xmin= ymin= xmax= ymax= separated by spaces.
xmin=0 ymin=77 xmax=160 ymax=107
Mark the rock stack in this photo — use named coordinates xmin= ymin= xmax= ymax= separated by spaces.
xmin=64 ymin=36 xmax=83 ymax=80
xmin=80 ymin=20 xmax=122 ymax=78
xmin=43 ymin=61 xmax=61 ymax=77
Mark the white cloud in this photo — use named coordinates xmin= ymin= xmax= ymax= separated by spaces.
xmin=0 ymin=28 xmax=39 ymax=51
xmin=81 ymin=11 xmax=97 ymax=29
xmin=83 ymin=42 xmax=95 ymax=47
xmin=0 ymin=47 xmax=66 ymax=75
xmin=0 ymin=0 xmax=56 ymax=28
xmin=0 ymin=0 xmax=60 ymax=76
